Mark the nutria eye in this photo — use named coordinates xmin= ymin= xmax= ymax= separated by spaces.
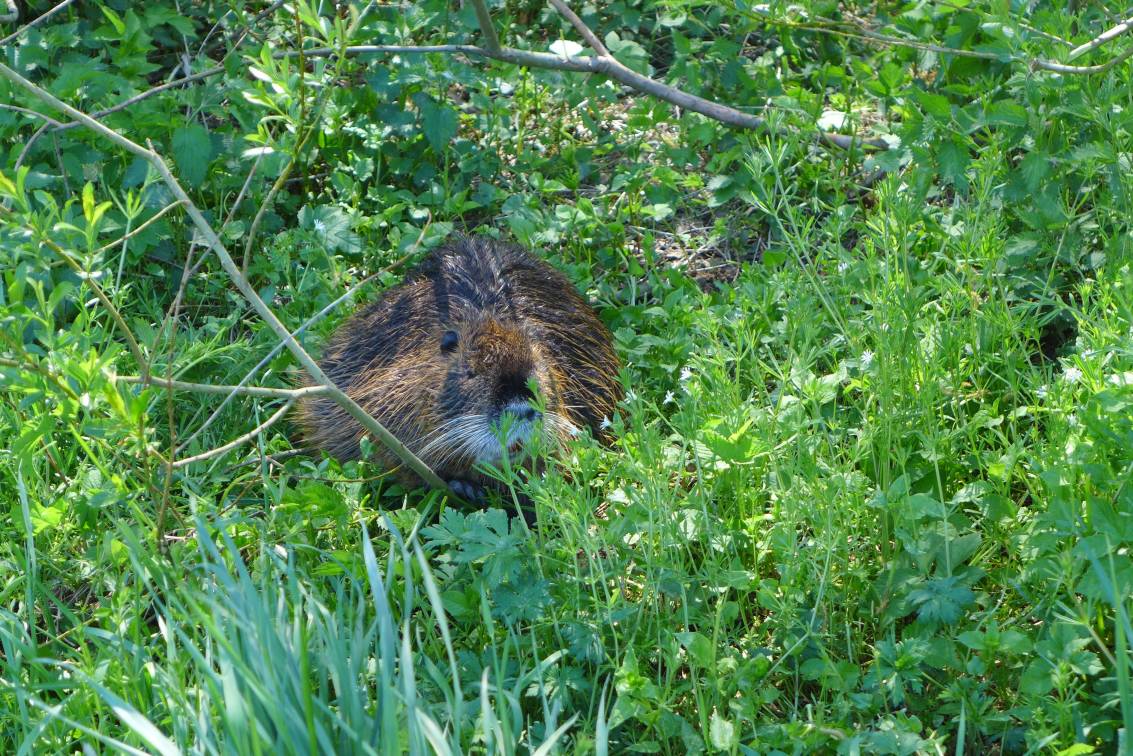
xmin=440 ymin=330 xmax=459 ymax=352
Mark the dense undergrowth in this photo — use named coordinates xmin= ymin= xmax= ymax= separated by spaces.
xmin=2 ymin=1 xmax=1132 ymax=753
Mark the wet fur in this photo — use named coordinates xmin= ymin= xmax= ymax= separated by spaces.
xmin=295 ymin=236 xmax=622 ymax=489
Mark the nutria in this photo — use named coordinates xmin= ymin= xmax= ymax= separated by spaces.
xmin=295 ymin=235 xmax=622 ymax=499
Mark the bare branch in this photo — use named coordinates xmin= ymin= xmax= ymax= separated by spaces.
xmin=52 ymin=66 xmax=227 ymax=136
xmin=117 ymin=374 xmax=330 ymax=400
xmin=95 ymin=200 xmax=188 ymax=254
xmin=13 ymin=122 xmax=51 ymax=172
xmin=0 ymin=104 xmax=65 ymax=127
xmin=172 ymin=399 xmax=295 ymax=469
xmin=542 ymin=0 xmax=884 ymax=150
xmin=1067 ymin=15 xmax=1133 ymax=61
xmin=295 ymin=44 xmax=885 ymax=150
xmin=750 ymin=6 xmax=1133 ymax=77
xmin=0 ymin=0 xmax=78 ymax=44
xmin=547 ymin=0 xmax=609 ymax=56
xmin=0 ymin=0 xmax=18 ymax=24
xmin=1035 ymin=44 xmax=1133 ymax=74
xmin=0 ymin=60 xmax=451 ymax=494
xmin=468 ymin=0 xmax=501 ymax=53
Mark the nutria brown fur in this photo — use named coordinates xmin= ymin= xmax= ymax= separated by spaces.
xmin=295 ymin=235 xmax=621 ymax=496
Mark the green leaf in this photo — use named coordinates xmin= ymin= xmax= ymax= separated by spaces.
xmin=414 ymin=94 xmax=459 ymax=153
xmin=1018 ymin=151 xmax=1051 ymax=192
xmin=1020 ymin=659 xmax=1054 ymax=695
xmin=985 ymin=100 xmax=1028 ymax=127
xmin=708 ymin=711 xmax=737 ymax=750
xmin=936 ymin=137 xmax=970 ymax=189
xmin=100 ymin=6 xmax=126 ymax=34
xmin=298 ymin=205 xmax=362 ymax=255
xmin=675 ymin=632 xmax=714 ymax=667
xmin=910 ymin=89 xmax=952 ymax=120
xmin=170 ymin=125 xmax=212 ymax=187
xmin=907 ymin=575 xmax=976 ymax=625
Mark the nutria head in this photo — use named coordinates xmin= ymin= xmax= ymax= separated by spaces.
xmin=420 ymin=316 xmax=575 ymax=470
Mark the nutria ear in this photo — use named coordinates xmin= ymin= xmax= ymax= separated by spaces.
xmin=440 ymin=330 xmax=459 ymax=352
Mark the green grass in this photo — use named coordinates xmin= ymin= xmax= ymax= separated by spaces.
xmin=3 ymin=1 xmax=1133 ymax=753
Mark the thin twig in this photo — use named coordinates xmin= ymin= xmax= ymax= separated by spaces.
xmin=468 ymin=0 xmax=501 ymax=53
xmin=1067 ymin=15 xmax=1133 ymax=61
xmin=222 ymin=142 xmax=265 ymax=230
xmin=538 ymin=0 xmax=883 ymax=150
xmin=0 ymin=0 xmax=78 ymax=45
xmin=1035 ymin=44 xmax=1133 ymax=74
xmin=547 ymin=0 xmax=609 ymax=55
xmin=0 ymin=104 xmax=65 ymax=126
xmin=13 ymin=121 xmax=51 ymax=172
xmin=750 ymin=7 xmax=1133 ymax=76
xmin=0 ymin=0 xmax=18 ymax=24
xmin=0 ymin=57 xmax=450 ymax=495
xmin=95 ymin=200 xmax=187 ymax=254
xmin=52 ymin=67 xmax=228 ymax=135
xmin=172 ymin=399 xmax=295 ymax=468
xmin=118 ymin=374 xmax=331 ymax=399
xmin=300 ymin=43 xmax=885 ymax=149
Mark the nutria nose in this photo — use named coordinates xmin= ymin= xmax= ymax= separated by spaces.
xmin=502 ymin=401 xmax=541 ymax=422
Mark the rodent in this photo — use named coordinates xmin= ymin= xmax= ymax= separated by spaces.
xmin=294 ymin=235 xmax=622 ymax=499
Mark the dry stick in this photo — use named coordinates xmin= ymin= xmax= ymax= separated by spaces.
xmin=753 ymin=9 xmax=1133 ymax=76
xmin=118 ymin=374 xmax=330 ymax=399
xmin=23 ymin=13 xmax=1133 ymax=158
xmin=539 ymin=0 xmax=882 ymax=150
xmin=172 ymin=399 xmax=295 ymax=468
xmin=13 ymin=121 xmax=51 ymax=172
xmin=0 ymin=0 xmax=78 ymax=44
xmin=1067 ymin=15 xmax=1133 ymax=61
xmin=0 ymin=103 xmax=64 ymax=125
xmin=469 ymin=0 xmax=501 ymax=53
xmin=546 ymin=0 xmax=608 ymax=56
xmin=305 ymin=43 xmax=888 ymax=151
xmin=0 ymin=61 xmax=450 ymax=493
xmin=95 ymin=200 xmax=187 ymax=254
xmin=157 ymin=153 xmax=267 ymax=457
xmin=1035 ymin=44 xmax=1133 ymax=74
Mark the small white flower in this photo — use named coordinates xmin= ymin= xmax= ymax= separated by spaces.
xmin=679 ymin=367 xmax=693 ymax=383
xmin=663 ymin=390 xmax=675 ymax=405
xmin=1036 ymin=385 xmax=1049 ymax=400
xmin=599 ymin=416 xmax=612 ymax=431
xmin=860 ymin=350 xmax=874 ymax=369
xmin=312 ymin=219 xmax=326 ymax=234
xmin=838 ymin=261 xmax=850 ymax=273
xmin=625 ymin=389 xmax=638 ymax=403
xmin=1063 ymin=367 xmax=1083 ymax=383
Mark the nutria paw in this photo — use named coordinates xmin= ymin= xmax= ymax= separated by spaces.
xmin=448 ymin=479 xmax=484 ymax=503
